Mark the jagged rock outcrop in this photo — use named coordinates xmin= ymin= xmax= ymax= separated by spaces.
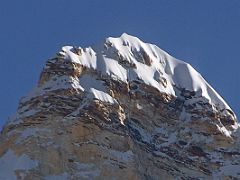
xmin=0 ymin=33 xmax=239 ymax=180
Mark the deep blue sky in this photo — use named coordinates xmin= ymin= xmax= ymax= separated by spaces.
xmin=0 ymin=0 xmax=239 ymax=128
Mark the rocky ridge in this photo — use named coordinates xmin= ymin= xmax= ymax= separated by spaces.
xmin=0 ymin=33 xmax=239 ymax=179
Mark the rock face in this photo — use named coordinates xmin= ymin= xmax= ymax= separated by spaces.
xmin=0 ymin=33 xmax=239 ymax=180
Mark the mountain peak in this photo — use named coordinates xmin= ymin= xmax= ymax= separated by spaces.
xmin=120 ymin=32 xmax=133 ymax=37
xmin=11 ymin=34 xmax=237 ymax=128
xmin=1 ymin=34 xmax=239 ymax=179
xmin=50 ymin=34 xmax=236 ymax=117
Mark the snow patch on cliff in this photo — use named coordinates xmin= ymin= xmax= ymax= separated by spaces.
xmin=79 ymin=74 xmax=116 ymax=104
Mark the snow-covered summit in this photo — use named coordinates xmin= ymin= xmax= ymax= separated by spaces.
xmin=2 ymin=33 xmax=240 ymax=180
xmin=59 ymin=33 xmax=234 ymax=117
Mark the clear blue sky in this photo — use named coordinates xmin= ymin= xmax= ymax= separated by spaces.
xmin=0 ymin=0 xmax=239 ymax=128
